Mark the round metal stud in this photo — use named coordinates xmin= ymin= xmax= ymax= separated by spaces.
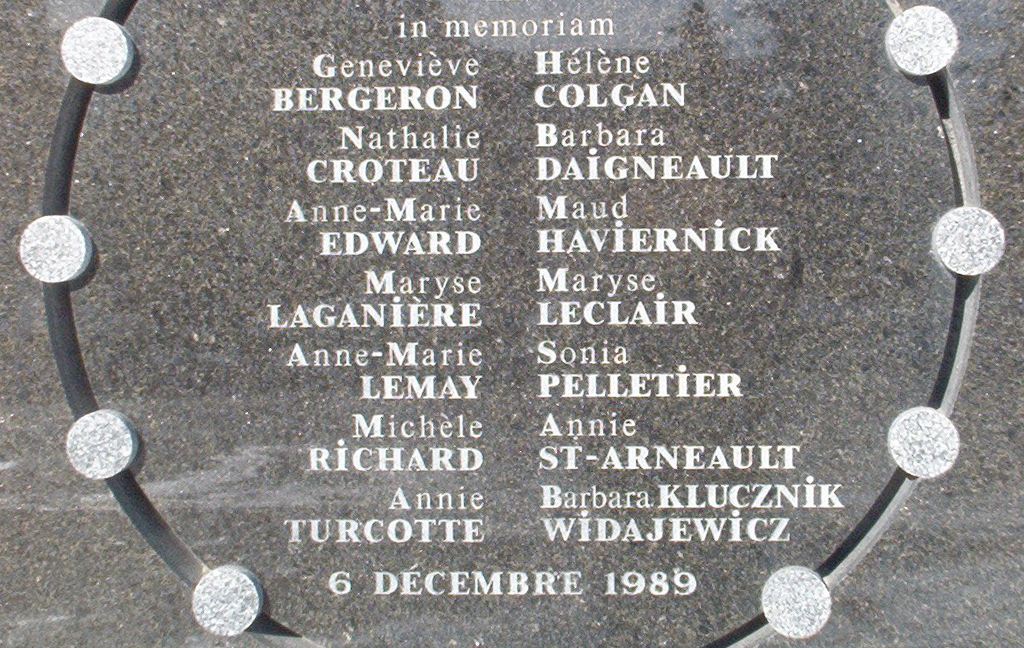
xmin=888 ymin=407 xmax=960 ymax=479
xmin=885 ymin=6 xmax=959 ymax=77
xmin=19 ymin=216 xmax=94 ymax=284
xmin=192 ymin=566 xmax=264 ymax=637
xmin=933 ymin=206 xmax=1005 ymax=276
xmin=66 ymin=410 xmax=139 ymax=480
xmin=761 ymin=566 xmax=832 ymax=640
xmin=60 ymin=17 xmax=135 ymax=86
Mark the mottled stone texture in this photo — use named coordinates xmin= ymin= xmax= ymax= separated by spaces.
xmin=1 ymin=1 xmax=1023 ymax=648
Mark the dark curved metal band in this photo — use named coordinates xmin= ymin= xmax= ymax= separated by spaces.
xmin=40 ymin=1 xmax=321 ymax=644
xmin=698 ymin=6 xmax=985 ymax=647
xmin=41 ymin=0 xmax=213 ymax=589
xmin=40 ymin=1 xmax=984 ymax=647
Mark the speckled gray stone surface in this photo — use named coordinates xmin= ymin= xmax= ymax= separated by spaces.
xmin=1 ymin=1 xmax=1023 ymax=648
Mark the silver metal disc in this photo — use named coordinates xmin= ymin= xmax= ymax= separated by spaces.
xmin=66 ymin=410 xmax=139 ymax=480
xmin=19 ymin=215 xmax=93 ymax=284
xmin=885 ymin=6 xmax=959 ymax=77
xmin=933 ymin=206 xmax=1005 ymax=276
xmin=60 ymin=17 xmax=135 ymax=86
xmin=192 ymin=566 xmax=264 ymax=637
xmin=888 ymin=407 xmax=960 ymax=479
xmin=761 ymin=566 xmax=832 ymax=640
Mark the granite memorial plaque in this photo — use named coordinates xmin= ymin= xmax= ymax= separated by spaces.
xmin=2 ymin=1 xmax=1023 ymax=647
